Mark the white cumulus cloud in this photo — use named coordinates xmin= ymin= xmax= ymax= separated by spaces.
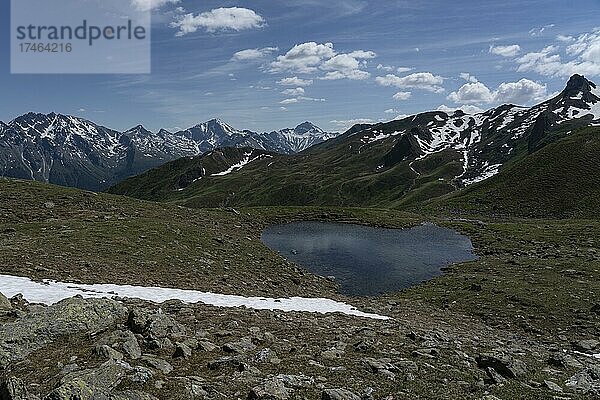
xmin=489 ymin=44 xmax=521 ymax=57
xmin=277 ymin=77 xmax=314 ymax=87
xmin=393 ymin=91 xmax=412 ymax=101
xmin=281 ymin=87 xmax=305 ymax=96
xmin=448 ymin=78 xmax=547 ymax=106
xmin=447 ymin=82 xmax=494 ymax=104
xmin=375 ymin=72 xmax=445 ymax=93
xmin=270 ymin=43 xmax=376 ymax=80
xmin=270 ymin=42 xmax=336 ymax=74
xmin=515 ymin=28 xmax=600 ymax=77
xmin=170 ymin=7 xmax=266 ymax=36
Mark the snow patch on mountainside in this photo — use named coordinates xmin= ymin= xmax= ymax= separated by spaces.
xmin=361 ymin=130 xmax=404 ymax=144
xmin=0 ymin=274 xmax=389 ymax=320
xmin=462 ymin=163 xmax=502 ymax=185
xmin=212 ymin=152 xmax=272 ymax=176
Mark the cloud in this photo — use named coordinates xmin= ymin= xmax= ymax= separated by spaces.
xmin=232 ymin=47 xmax=278 ymax=61
xmin=396 ymin=67 xmax=413 ymax=73
xmin=493 ymin=79 xmax=548 ymax=104
xmin=384 ymin=108 xmax=398 ymax=114
xmin=131 ymin=0 xmax=180 ymax=11
xmin=448 ymin=78 xmax=547 ymax=106
xmin=270 ymin=42 xmax=336 ymax=73
xmin=170 ymin=7 xmax=266 ymax=36
xmin=299 ymin=96 xmax=326 ymax=102
xmin=320 ymin=51 xmax=376 ymax=80
xmin=277 ymin=77 xmax=314 ymax=86
xmin=515 ymin=29 xmax=600 ymax=77
xmin=557 ymin=34 xmax=574 ymax=43
xmin=529 ymin=24 xmax=555 ymax=37
xmin=489 ymin=44 xmax=521 ymax=57
xmin=279 ymin=96 xmax=325 ymax=105
xmin=375 ymin=72 xmax=445 ymax=93
xmin=281 ymin=87 xmax=305 ymax=96
xmin=270 ymin=43 xmax=375 ymax=79
xmin=459 ymin=73 xmax=478 ymax=83
xmin=447 ymin=82 xmax=493 ymax=104
xmin=392 ymin=91 xmax=412 ymax=101
xmin=437 ymin=104 xmax=484 ymax=114
xmin=377 ymin=64 xmax=394 ymax=72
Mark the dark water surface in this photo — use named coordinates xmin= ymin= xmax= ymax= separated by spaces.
xmin=261 ymin=222 xmax=478 ymax=296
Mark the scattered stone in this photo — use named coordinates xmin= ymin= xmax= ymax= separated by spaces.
xmin=122 ymin=334 xmax=142 ymax=360
xmin=411 ymin=348 xmax=439 ymax=358
xmin=128 ymin=366 xmax=154 ymax=384
xmin=548 ymin=353 xmax=583 ymax=369
xmin=0 ymin=297 xmax=127 ymax=368
xmin=543 ymin=380 xmax=562 ymax=392
xmin=197 ymin=341 xmax=218 ymax=352
xmin=274 ymin=375 xmax=314 ymax=389
xmin=207 ymin=357 xmax=245 ymax=372
xmin=248 ymin=379 xmax=291 ymax=400
xmin=94 ymin=345 xmax=124 ymax=361
xmin=223 ymin=337 xmax=256 ymax=354
xmin=485 ymin=367 xmax=506 ymax=385
xmin=0 ymin=292 xmax=12 ymax=311
xmin=174 ymin=342 xmax=192 ymax=358
xmin=572 ymin=339 xmax=599 ymax=353
xmin=362 ymin=358 xmax=398 ymax=379
xmin=476 ymin=353 xmax=527 ymax=379
xmin=254 ymin=348 xmax=280 ymax=364
xmin=127 ymin=309 xmax=186 ymax=340
xmin=43 ymin=202 xmax=55 ymax=209
xmin=46 ymin=360 xmax=128 ymax=400
xmin=322 ymin=349 xmax=345 ymax=361
xmin=141 ymin=356 xmax=173 ymax=375
xmin=321 ymin=388 xmax=361 ymax=400
xmin=566 ymin=366 xmax=600 ymax=395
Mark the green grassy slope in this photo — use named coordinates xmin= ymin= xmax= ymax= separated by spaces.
xmin=427 ymin=126 xmax=600 ymax=218
xmin=109 ymin=129 xmax=462 ymax=208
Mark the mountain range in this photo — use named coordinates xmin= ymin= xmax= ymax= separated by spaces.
xmin=109 ymin=74 xmax=600 ymax=213
xmin=0 ymin=116 xmax=334 ymax=191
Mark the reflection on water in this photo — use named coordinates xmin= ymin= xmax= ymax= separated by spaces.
xmin=261 ymin=222 xmax=478 ymax=296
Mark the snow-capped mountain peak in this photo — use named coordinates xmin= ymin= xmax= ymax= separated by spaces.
xmin=294 ymin=121 xmax=324 ymax=135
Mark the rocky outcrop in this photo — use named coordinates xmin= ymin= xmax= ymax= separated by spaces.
xmin=0 ymin=297 xmax=127 ymax=369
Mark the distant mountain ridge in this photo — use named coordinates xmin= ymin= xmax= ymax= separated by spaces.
xmin=109 ymin=74 xmax=600 ymax=209
xmin=0 ymin=115 xmax=334 ymax=190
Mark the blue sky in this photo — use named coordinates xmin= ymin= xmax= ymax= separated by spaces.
xmin=1 ymin=0 xmax=599 ymax=132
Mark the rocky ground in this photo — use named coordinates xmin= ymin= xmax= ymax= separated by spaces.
xmin=0 ymin=178 xmax=599 ymax=399
xmin=1 ymin=291 xmax=599 ymax=400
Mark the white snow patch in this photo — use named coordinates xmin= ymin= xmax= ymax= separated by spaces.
xmin=212 ymin=152 xmax=271 ymax=177
xmin=0 ymin=274 xmax=389 ymax=320
xmin=361 ymin=131 xmax=403 ymax=144
xmin=462 ymin=163 xmax=502 ymax=186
